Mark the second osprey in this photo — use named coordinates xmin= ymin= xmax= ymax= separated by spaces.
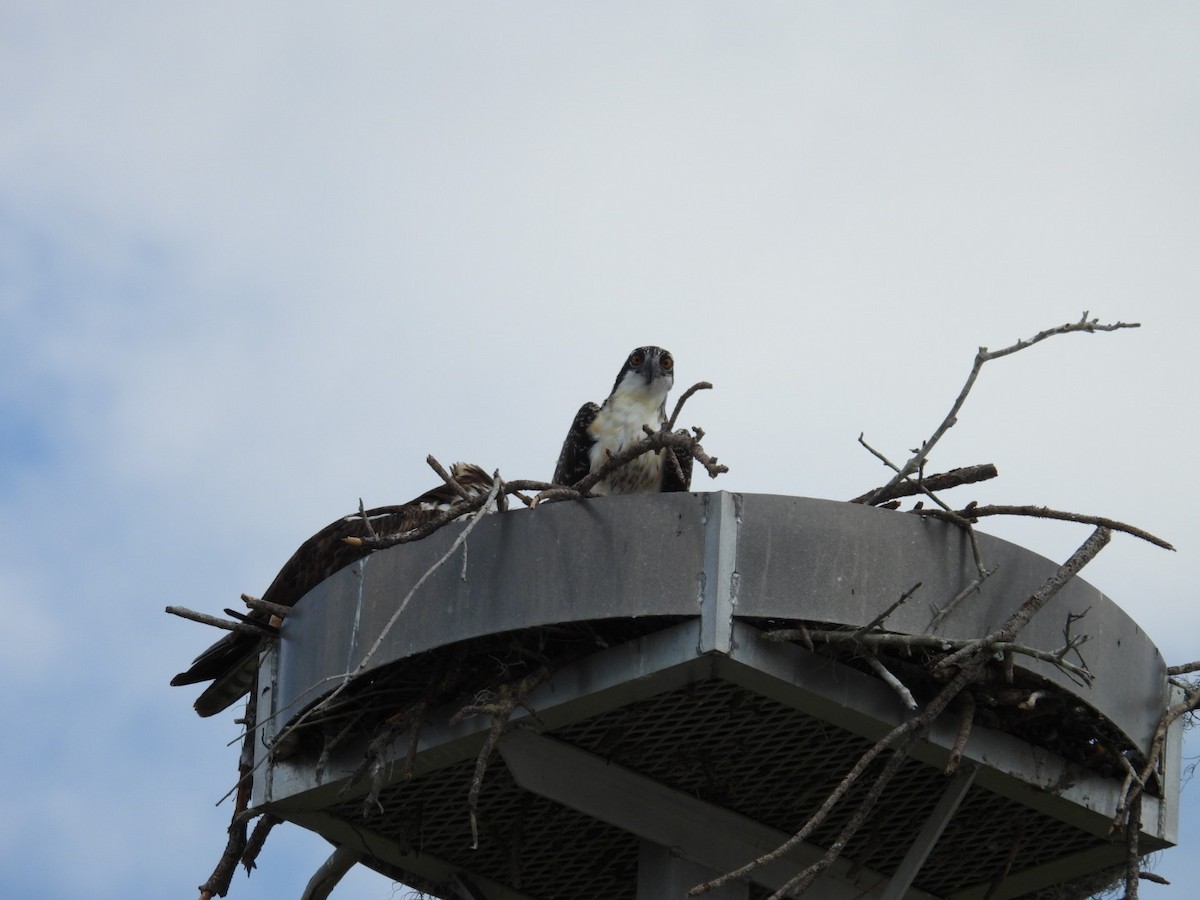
xmin=553 ymin=346 xmax=693 ymax=494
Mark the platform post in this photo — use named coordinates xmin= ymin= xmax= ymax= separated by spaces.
xmin=637 ymin=840 xmax=748 ymax=900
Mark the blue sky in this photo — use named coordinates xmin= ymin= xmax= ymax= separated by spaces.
xmin=1 ymin=4 xmax=1197 ymax=898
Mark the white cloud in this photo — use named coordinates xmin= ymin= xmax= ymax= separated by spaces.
xmin=1 ymin=3 xmax=1197 ymax=897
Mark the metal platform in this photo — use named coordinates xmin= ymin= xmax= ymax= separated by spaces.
xmin=251 ymin=492 xmax=1180 ymax=899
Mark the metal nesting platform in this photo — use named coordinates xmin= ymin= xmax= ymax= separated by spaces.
xmin=251 ymin=492 xmax=1180 ymax=899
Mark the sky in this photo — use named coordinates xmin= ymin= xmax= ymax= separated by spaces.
xmin=0 ymin=3 xmax=1197 ymax=899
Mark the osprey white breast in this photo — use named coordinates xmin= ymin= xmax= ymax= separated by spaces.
xmin=587 ymin=368 xmax=670 ymax=494
xmin=552 ymin=346 xmax=691 ymax=496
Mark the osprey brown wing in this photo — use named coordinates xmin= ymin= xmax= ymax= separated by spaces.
xmin=172 ymin=464 xmax=493 ymax=716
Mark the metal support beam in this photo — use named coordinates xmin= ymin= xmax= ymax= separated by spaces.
xmin=638 ymin=840 xmax=748 ymax=900
xmin=499 ymin=728 xmax=938 ymax=900
xmin=698 ymin=491 xmax=740 ymax=655
xmin=881 ymin=765 xmax=978 ymax=900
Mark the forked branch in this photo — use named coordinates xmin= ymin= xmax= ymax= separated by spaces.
xmin=860 ymin=312 xmax=1139 ymax=506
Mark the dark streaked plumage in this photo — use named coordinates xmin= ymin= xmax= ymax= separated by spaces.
xmin=172 ymin=463 xmax=494 ymax=717
xmin=553 ymin=346 xmax=692 ymax=495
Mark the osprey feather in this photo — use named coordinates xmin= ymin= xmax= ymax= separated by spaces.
xmin=171 ymin=463 xmax=494 ymax=717
xmin=552 ymin=346 xmax=693 ymax=494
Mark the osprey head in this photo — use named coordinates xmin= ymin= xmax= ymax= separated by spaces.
xmin=609 ymin=346 xmax=675 ymax=398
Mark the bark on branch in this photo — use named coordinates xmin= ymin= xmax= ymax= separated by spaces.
xmin=860 ymin=312 xmax=1138 ymax=507
xmin=851 ymin=464 xmax=999 ymax=505
xmin=914 ymin=504 xmax=1173 ymax=551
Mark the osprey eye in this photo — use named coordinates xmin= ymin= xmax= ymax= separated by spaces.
xmin=660 ymin=354 xmax=673 ymax=371
xmin=629 ymin=352 xmax=644 ymax=367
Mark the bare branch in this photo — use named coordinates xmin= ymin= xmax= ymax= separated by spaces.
xmin=240 ymin=594 xmax=294 ymax=619
xmin=982 ymin=825 xmax=1026 ymax=900
xmin=865 ymin=655 xmax=917 ymax=710
xmin=1124 ymin=794 xmax=1142 ymax=900
xmin=913 ymin=504 xmax=1173 ymax=551
xmin=426 ymin=454 xmax=471 ymax=500
xmin=946 ymin=693 xmax=975 ymax=774
xmin=855 ymin=434 xmax=953 ymax=512
xmin=166 ymin=605 xmax=275 ymax=637
xmin=764 ymin=628 xmax=1094 ymax=685
xmin=934 ymin=527 xmax=1111 ymax=674
xmin=667 ymin=380 xmax=713 ymax=431
xmin=853 ymin=582 xmax=922 ymax=638
xmin=851 ymin=463 xmax=999 ymax=505
xmin=198 ymin=699 xmax=260 ymax=899
xmin=690 ymin=660 xmax=981 ymax=895
xmin=356 ymin=497 xmax=379 ymax=541
xmin=1113 ymin=679 xmax=1200 ymax=832
xmin=767 ymin=744 xmax=914 ymax=898
xmin=860 ymin=313 xmax=1138 ymax=506
xmin=240 ymin=814 xmax=281 ymax=874
xmin=544 ymin=425 xmax=727 ymax=502
xmin=928 ymin=566 xmax=998 ymax=632
xmin=451 ymin=668 xmax=551 ymax=849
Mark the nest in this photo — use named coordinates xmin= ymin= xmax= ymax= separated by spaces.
xmin=270 ymin=612 xmax=1157 ymax=812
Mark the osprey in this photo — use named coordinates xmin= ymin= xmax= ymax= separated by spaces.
xmin=553 ymin=346 xmax=692 ymax=494
xmin=172 ymin=463 xmax=494 ymax=717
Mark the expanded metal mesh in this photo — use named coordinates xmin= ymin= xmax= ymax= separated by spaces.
xmin=553 ymin=679 xmax=1109 ymax=896
xmin=327 ymin=677 xmax=1113 ymax=899
xmin=335 ymin=756 xmax=639 ymax=899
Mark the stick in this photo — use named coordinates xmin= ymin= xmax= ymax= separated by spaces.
xmin=426 ymin=454 xmax=471 ymax=500
xmin=914 ymin=505 xmax=1172 ymax=551
xmin=946 ymin=692 xmax=975 ymax=774
xmin=240 ymin=594 xmax=294 ymax=619
xmin=667 ymin=381 xmax=713 ymax=431
xmin=851 ymin=464 xmax=999 ymax=505
xmin=240 ymin=814 xmax=281 ymax=874
xmin=767 ymin=744 xmax=915 ymax=898
xmin=763 ymin=629 xmax=1094 ymax=685
xmin=166 ymin=605 xmax=272 ymax=637
xmin=866 ymin=655 xmax=917 ymax=710
xmin=853 ymin=582 xmax=922 ymax=638
xmin=563 ymin=426 xmax=727 ymax=499
xmin=934 ymin=527 xmax=1111 ymax=673
xmin=861 ymin=313 xmax=1138 ymax=507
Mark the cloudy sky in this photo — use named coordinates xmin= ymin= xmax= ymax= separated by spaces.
xmin=1 ymin=3 xmax=1197 ymax=898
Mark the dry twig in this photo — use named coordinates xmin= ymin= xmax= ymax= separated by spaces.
xmin=851 ymin=463 xmax=998 ymax=505
xmin=166 ymin=605 xmax=275 ymax=637
xmin=450 ymin=668 xmax=551 ymax=849
xmin=934 ymin=527 xmax=1111 ymax=675
xmin=240 ymin=814 xmax=280 ymax=874
xmin=562 ymin=424 xmax=726 ymax=500
xmin=239 ymin=594 xmax=294 ymax=620
xmin=667 ymin=380 xmax=713 ymax=430
xmin=1112 ymin=679 xmax=1200 ymax=833
xmin=762 ymin=628 xmax=1095 ymax=687
xmin=197 ymin=699 xmax=259 ymax=899
xmin=859 ymin=312 xmax=1139 ymax=507
xmin=768 ymin=743 xmax=916 ymax=899
xmin=946 ymin=692 xmax=975 ymax=775
xmin=914 ymin=504 xmax=1173 ymax=551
